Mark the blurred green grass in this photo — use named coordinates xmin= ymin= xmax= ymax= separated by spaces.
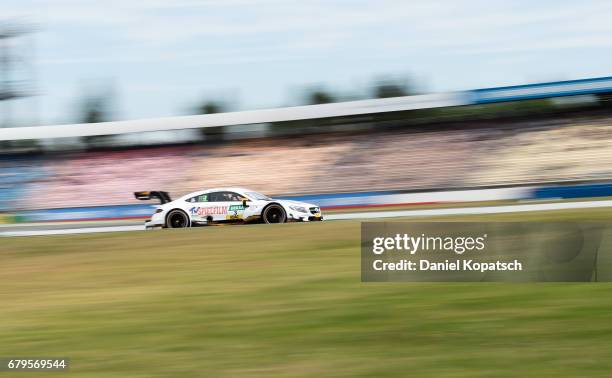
xmin=2 ymin=210 xmax=612 ymax=377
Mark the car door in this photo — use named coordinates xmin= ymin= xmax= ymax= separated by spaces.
xmin=202 ymin=191 xmax=234 ymax=222
xmin=186 ymin=192 xmax=215 ymax=223
xmin=206 ymin=191 xmax=247 ymax=222
xmin=220 ymin=191 xmax=247 ymax=222
xmin=187 ymin=191 xmax=245 ymax=223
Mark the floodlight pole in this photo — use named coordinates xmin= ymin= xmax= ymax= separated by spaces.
xmin=0 ymin=23 xmax=34 ymax=128
xmin=0 ymin=29 xmax=10 ymax=128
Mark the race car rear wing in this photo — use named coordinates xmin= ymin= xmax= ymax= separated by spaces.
xmin=134 ymin=191 xmax=172 ymax=204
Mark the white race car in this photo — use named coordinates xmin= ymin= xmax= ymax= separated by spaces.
xmin=134 ymin=187 xmax=323 ymax=229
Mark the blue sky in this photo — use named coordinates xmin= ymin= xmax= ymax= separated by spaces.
xmin=4 ymin=0 xmax=612 ymax=125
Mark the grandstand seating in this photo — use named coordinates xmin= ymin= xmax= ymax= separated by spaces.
xmin=4 ymin=116 xmax=612 ymax=211
xmin=0 ymin=157 xmax=47 ymax=211
xmin=466 ymin=123 xmax=612 ymax=185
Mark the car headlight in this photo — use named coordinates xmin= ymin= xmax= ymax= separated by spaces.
xmin=289 ymin=205 xmax=307 ymax=213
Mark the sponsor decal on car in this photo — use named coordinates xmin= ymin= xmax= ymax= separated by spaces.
xmin=189 ymin=206 xmax=228 ymax=216
xmin=225 ymin=204 xmax=245 ymax=220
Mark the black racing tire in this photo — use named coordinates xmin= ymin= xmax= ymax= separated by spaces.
xmin=262 ymin=204 xmax=287 ymax=224
xmin=166 ymin=209 xmax=191 ymax=229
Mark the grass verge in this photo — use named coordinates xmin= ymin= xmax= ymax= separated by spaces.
xmin=2 ymin=210 xmax=612 ymax=377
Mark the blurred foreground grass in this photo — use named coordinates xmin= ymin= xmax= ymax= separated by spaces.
xmin=2 ymin=210 xmax=612 ymax=377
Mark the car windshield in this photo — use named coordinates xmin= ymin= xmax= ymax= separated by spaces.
xmin=246 ymin=191 xmax=272 ymax=201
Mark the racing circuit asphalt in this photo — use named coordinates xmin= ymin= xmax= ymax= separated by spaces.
xmin=2 ymin=199 xmax=612 ymax=237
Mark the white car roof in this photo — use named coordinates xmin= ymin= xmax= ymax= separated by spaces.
xmin=179 ymin=187 xmax=259 ymax=200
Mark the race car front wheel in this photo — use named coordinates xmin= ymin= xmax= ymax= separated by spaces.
xmin=262 ymin=204 xmax=286 ymax=224
xmin=166 ymin=209 xmax=190 ymax=228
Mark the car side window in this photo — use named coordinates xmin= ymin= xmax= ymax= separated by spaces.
xmin=225 ymin=192 xmax=244 ymax=201
xmin=187 ymin=194 xmax=208 ymax=202
xmin=208 ymin=191 xmax=243 ymax=202
xmin=208 ymin=192 xmax=224 ymax=202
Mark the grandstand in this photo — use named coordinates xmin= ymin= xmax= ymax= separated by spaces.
xmin=4 ymin=114 xmax=612 ymax=211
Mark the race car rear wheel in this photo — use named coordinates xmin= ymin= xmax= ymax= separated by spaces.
xmin=262 ymin=204 xmax=286 ymax=224
xmin=166 ymin=209 xmax=190 ymax=228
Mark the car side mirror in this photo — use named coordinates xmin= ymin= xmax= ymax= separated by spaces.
xmin=242 ymin=199 xmax=249 ymax=208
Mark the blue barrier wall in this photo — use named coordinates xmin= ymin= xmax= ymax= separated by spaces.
xmin=15 ymin=204 xmax=156 ymax=222
xmin=533 ymin=183 xmax=612 ymax=200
